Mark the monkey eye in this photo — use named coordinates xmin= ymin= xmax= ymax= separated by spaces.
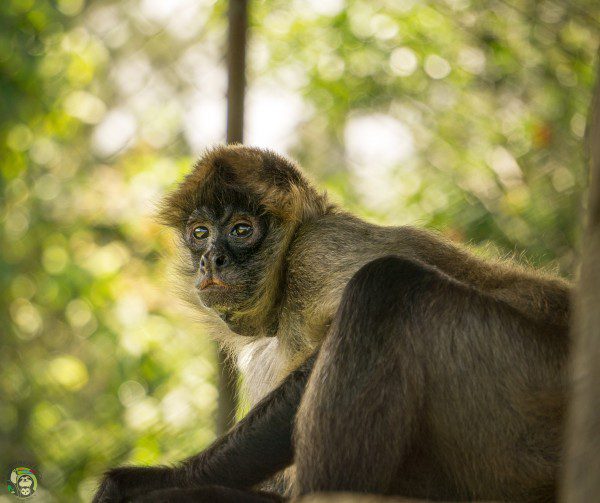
xmin=192 ymin=225 xmax=209 ymax=240
xmin=230 ymin=223 xmax=253 ymax=238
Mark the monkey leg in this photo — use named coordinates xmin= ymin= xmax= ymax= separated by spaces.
xmin=294 ymin=255 xmax=565 ymax=500
xmin=294 ymin=256 xmax=431 ymax=495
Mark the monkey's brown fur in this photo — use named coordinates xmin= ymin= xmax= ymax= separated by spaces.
xmin=159 ymin=144 xmax=569 ymax=404
xmin=95 ymin=144 xmax=571 ymax=503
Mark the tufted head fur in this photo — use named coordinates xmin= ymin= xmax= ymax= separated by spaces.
xmin=159 ymin=144 xmax=330 ymax=229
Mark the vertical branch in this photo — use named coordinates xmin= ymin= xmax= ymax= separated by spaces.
xmin=226 ymin=0 xmax=247 ymax=145
xmin=562 ymin=58 xmax=600 ymax=502
xmin=216 ymin=347 xmax=238 ymax=435
xmin=217 ymin=0 xmax=248 ymax=436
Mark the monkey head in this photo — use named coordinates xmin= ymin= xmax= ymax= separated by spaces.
xmin=159 ymin=145 xmax=330 ymax=335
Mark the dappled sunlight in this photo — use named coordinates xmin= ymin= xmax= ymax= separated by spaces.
xmin=0 ymin=0 xmax=597 ymax=500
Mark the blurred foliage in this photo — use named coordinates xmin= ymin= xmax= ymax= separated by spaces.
xmin=0 ymin=0 xmax=597 ymax=501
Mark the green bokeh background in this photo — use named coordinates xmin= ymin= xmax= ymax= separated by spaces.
xmin=0 ymin=0 xmax=598 ymax=501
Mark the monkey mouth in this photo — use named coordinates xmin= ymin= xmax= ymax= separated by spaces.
xmin=199 ymin=277 xmax=230 ymax=290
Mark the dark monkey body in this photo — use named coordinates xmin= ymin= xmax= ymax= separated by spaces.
xmin=93 ymin=145 xmax=571 ymax=502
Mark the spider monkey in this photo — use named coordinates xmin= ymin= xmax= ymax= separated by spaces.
xmin=93 ymin=145 xmax=571 ymax=503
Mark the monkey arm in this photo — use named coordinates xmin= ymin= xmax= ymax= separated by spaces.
xmin=93 ymin=355 xmax=314 ymax=502
xmin=181 ymin=353 xmax=315 ymax=489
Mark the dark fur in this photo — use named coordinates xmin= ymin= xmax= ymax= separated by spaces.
xmin=93 ymin=145 xmax=571 ymax=503
xmin=295 ymin=256 xmax=567 ymax=501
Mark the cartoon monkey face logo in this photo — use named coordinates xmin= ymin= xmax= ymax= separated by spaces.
xmin=17 ymin=475 xmax=33 ymax=496
xmin=6 ymin=467 xmax=38 ymax=499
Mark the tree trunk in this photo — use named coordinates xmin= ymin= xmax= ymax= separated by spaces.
xmin=562 ymin=58 xmax=600 ymax=502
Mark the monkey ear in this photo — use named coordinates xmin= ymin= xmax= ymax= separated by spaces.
xmin=156 ymin=145 xmax=331 ymax=229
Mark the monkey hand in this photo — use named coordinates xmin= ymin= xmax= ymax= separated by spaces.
xmin=92 ymin=465 xmax=185 ymax=503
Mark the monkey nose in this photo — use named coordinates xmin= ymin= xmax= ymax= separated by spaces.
xmin=214 ymin=254 xmax=228 ymax=269
xmin=200 ymin=253 xmax=229 ymax=272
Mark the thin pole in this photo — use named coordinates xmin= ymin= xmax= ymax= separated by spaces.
xmin=216 ymin=348 xmax=238 ymax=435
xmin=226 ymin=0 xmax=247 ymax=145
xmin=217 ymin=0 xmax=248 ymax=436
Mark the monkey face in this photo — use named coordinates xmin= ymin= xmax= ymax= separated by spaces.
xmin=185 ymin=204 xmax=269 ymax=313
xmin=159 ymin=146 xmax=329 ymax=334
xmin=18 ymin=475 xmax=33 ymax=488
